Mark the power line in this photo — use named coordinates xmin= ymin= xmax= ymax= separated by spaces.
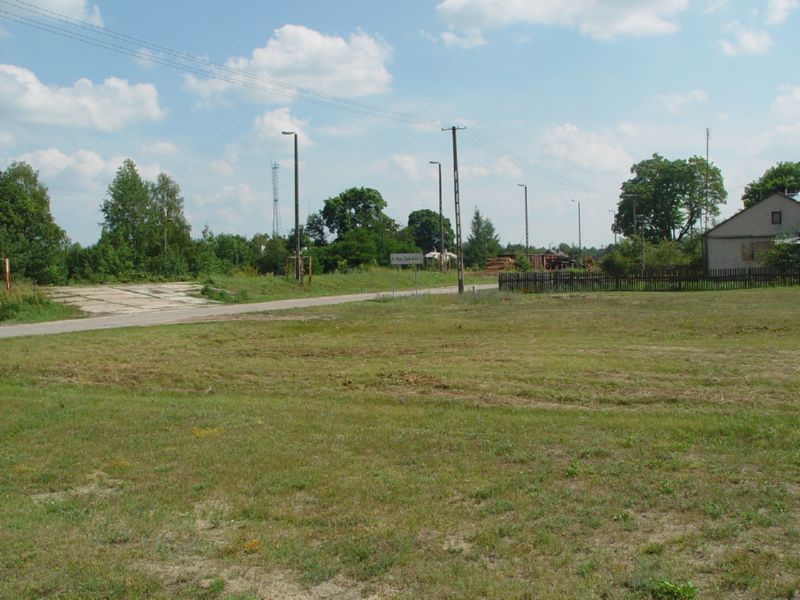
xmin=0 ymin=0 xmax=614 ymax=196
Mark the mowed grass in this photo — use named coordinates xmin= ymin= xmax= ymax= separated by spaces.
xmin=1 ymin=288 xmax=799 ymax=599
xmin=199 ymin=268 xmax=495 ymax=303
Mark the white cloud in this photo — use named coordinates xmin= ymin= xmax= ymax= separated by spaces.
xmin=656 ymin=89 xmax=709 ymax=114
xmin=194 ymin=183 xmax=265 ymax=209
xmin=716 ymin=21 xmax=773 ymax=55
xmin=435 ymin=0 xmax=689 ymax=41
xmin=766 ymin=0 xmax=798 ymax=25
xmin=316 ymin=124 xmax=363 ymax=137
xmin=441 ymin=29 xmax=486 ymax=48
xmin=210 ymin=146 xmax=240 ymax=176
xmin=254 ymin=108 xmax=312 ymax=146
xmin=0 ymin=64 xmax=164 ymax=132
xmin=185 ymin=24 xmax=391 ymax=102
xmin=0 ymin=131 xmax=15 ymax=149
xmin=771 ymin=85 xmax=800 ymax=120
xmin=34 ymin=0 xmax=102 ymax=25
xmin=133 ymin=47 xmax=163 ymax=69
xmin=617 ymin=122 xmax=639 ymax=137
xmin=16 ymin=147 xmax=161 ymax=181
xmin=704 ymin=0 xmax=729 ymax=15
xmin=141 ymin=141 xmax=177 ymax=155
xmin=391 ymin=154 xmax=423 ymax=180
xmin=536 ymin=123 xmax=633 ymax=173
xmin=461 ymin=156 xmax=523 ymax=178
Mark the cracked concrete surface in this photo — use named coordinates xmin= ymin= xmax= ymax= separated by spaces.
xmin=47 ymin=283 xmax=215 ymax=316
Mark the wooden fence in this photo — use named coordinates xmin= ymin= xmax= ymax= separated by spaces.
xmin=499 ymin=268 xmax=800 ymax=293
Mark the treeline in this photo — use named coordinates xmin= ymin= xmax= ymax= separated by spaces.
xmin=0 ymin=159 xmax=515 ymax=285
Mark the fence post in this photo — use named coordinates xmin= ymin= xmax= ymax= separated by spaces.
xmin=3 ymin=258 xmax=9 ymax=291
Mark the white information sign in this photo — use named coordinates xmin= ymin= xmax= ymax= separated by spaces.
xmin=390 ymin=253 xmax=424 ymax=266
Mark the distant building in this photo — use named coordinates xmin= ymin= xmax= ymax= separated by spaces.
xmin=703 ymin=192 xmax=800 ymax=271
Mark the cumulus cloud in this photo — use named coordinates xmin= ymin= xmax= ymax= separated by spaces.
xmin=441 ymin=29 xmax=486 ymax=48
xmin=0 ymin=64 xmax=164 ymax=131
xmin=716 ymin=21 xmax=773 ymax=55
xmin=194 ymin=183 xmax=265 ymax=209
xmin=656 ymin=89 xmax=709 ymax=114
xmin=391 ymin=154 xmax=423 ymax=180
xmin=141 ymin=141 xmax=177 ymax=155
xmin=536 ymin=123 xmax=632 ymax=173
xmin=435 ymin=0 xmax=688 ymax=41
xmin=254 ymin=108 xmax=312 ymax=146
xmin=16 ymin=147 xmax=161 ymax=181
xmin=0 ymin=131 xmax=15 ymax=149
xmin=34 ymin=0 xmax=102 ymax=25
xmin=461 ymin=156 xmax=522 ymax=178
xmin=316 ymin=124 xmax=363 ymax=137
xmin=766 ymin=0 xmax=798 ymax=25
xmin=704 ymin=0 xmax=729 ymax=15
xmin=771 ymin=85 xmax=800 ymax=120
xmin=185 ymin=24 xmax=391 ymax=102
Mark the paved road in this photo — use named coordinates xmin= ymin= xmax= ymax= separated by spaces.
xmin=0 ymin=284 xmax=497 ymax=339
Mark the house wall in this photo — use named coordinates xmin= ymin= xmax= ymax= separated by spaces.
xmin=706 ymin=237 xmax=775 ymax=270
xmin=705 ymin=194 xmax=800 ymax=271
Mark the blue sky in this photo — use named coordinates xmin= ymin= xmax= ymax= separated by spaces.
xmin=1 ymin=0 xmax=798 ymax=248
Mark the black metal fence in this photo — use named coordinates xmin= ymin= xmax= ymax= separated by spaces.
xmin=499 ymin=268 xmax=800 ymax=293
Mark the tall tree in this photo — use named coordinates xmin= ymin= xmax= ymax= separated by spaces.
xmin=406 ymin=209 xmax=455 ymax=252
xmin=149 ymin=173 xmax=191 ymax=255
xmin=463 ymin=208 xmax=501 ymax=268
xmin=0 ymin=161 xmax=68 ymax=284
xmin=742 ymin=161 xmax=800 ymax=208
xmin=321 ymin=187 xmax=388 ymax=237
xmin=100 ymin=159 xmax=156 ymax=271
xmin=614 ymin=154 xmax=726 ymax=242
xmin=305 ymin=212 xmax=327 ymax=246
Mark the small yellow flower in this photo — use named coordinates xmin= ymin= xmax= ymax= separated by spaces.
xmin=192 ymin=427 xmax=221 ymax=439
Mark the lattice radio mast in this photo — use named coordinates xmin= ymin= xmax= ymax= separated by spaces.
xmin=271 ymin=161 xmax=280 ymax=238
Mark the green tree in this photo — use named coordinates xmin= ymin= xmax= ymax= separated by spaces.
xmin=100 ymin=159 xmax=156 ymax=274
xmin=149 ymin=173 xmax=192 ymax=276
xmin=406 ymin=209 xmax=454 ymax=252
xmin=321 ymin=187 xmax=388 ymax=237
xmin=463 ymin=208 xmax=501 ymax=268
xmin=742 ymin=162 xmax=800 ymax=208
xmin=305 ymin=212 xmax=327 ymax=246
xmin=614 ymin=154 xmax=726 ymax=242
xmin=760 ymin=232 xmax=800 ymax=269
xmin=0 ymin=161 xmax=68 ymax=284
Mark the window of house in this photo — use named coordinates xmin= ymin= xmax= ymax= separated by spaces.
xmin=771 ymin=211 xmax=782 ymax=225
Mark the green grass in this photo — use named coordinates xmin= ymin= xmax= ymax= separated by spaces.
xmin=1 ymin=288 xmax=799 ymax=598
xmin=0 ymin=284 xmax=82 ymax=323
xmin=198 ymin=268 xmax=496 ymax=303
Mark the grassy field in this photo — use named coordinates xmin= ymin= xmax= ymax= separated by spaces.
xmin=1 ymin=288 xmax=799 ymax=599
xmin=198 ymin=268 xmax=495 ymax=303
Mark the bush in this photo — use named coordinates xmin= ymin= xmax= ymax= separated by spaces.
xmin=0 ymin=285 xmax=51 ymax=321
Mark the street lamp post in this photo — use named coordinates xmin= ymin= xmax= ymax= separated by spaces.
xmin=623 ymin=193 xmax=645 ymax=274
xmin=571 ymin=199 xmax=582 ymax=264
xmin=282 ymin=131 xmax=301 ymax=281
xmin=517 ymin=184 xmax=528 ymax=255
xmin=608 ymin=209 xmax=617 ymax=245
xmin=429 ymin=161 xmax=444 ymax=270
